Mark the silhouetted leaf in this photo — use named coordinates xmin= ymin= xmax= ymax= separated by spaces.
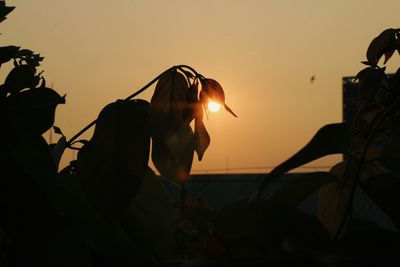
xmin=0 ymin=149 xmax=92 ymax=266
xmin=151 ymin=69 xmax=195 ymax=183
xmin=0 ymin=3 xmax=14 ymax=21
xmin=16 ymin=48 xmax=34 ymax=57
xmin=53 ymin=125 xmax=63 ymax=135
xmin=0 ymin=45 xmax=19 ymax=65
xmin=194 ymin=109 xmax=210 ymax=161
xmin=215 ymin=200 xmax=330 ymax=260
xmin=1 ymin=87 xmax=65 ymax=138
xmin=124 ymin=167 xmax=178 ymax=259
xmin=4 ymin=64 xmax=38 ymax=94
xmin=49 ymin=136 xmax=67 ymax=169
xmin=316 ymin=182 xmax=352 ymax=238
xmin=257 ymin=123 xmax=350 ymax=197
xmin=384 ymin=49 xmax=396 ymax=64
xmin=55 ymin=169 xmax=114 ymax=254
xmin=200 ymin=78 xmax=237 ymax=117
xmin=360 ymin=174 xmax=400 ymax=229
xmin=267 ymin=172 xmax=338 ymax=208
xmin=0 ymin=84 xmax=6 ymax=98
xmin=77 ymin=99 xmax=150 ymax=224
xmin=354 ymin=67 xmax=386 ymax=102
xmin=366 ymin=28 xmax=400 ymax=66
xmin=11 ymin=136 xmax=58 ymax=200
xmin=183 ymin=80 xmax=199 ymax=122
xmin=361 ymin=61 xmax=373 ymax=66
xmin=152 ymin=125 xmax=194 ymax=184
xmin=184 ymin=80 xmax=210 ymax=160
xmin=39 ymin=76 xmax=46 ymax=87
xmin=179 ymin=68 xmax=195 ymax=80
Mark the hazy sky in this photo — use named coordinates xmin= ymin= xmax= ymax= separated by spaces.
xmin=2 ymin=1 xmax=400 ymax=173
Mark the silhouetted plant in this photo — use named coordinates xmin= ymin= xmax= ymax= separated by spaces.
xmin=213 ymin=28 xmax=400 ymax=266
xmin=0 ymin=1 xmax=240 ymax=266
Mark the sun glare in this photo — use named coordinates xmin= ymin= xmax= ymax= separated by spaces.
xmin=208 ymin=100 xmax=221 ymax=112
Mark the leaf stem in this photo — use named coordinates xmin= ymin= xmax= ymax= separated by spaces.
xmin=334 ymin=94 xmax=400 ymax=239
xmin=66 ymin=65 xmax=202 ymax=148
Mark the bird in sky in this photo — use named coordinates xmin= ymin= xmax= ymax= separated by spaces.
xmin=310 ymin=75 xmax=316 ymax=84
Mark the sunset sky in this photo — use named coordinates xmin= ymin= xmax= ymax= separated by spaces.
xmin=2 ymin=0 xmax=400 ymax=173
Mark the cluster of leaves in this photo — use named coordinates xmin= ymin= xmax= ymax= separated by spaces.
xmin=209 ymin=28 xmax=400 ymax=266
xmin=150 ymin=66 xmax=236 ymax=184
xmin=1 ymin=2 xmax=240 ymax=266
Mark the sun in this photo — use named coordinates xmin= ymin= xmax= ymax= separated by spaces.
xmin=208 ymin=100 xmax=221 ymax=112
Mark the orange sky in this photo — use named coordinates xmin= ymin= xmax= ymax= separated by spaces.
xmin=2 ymin=0 xmax=400 ymax=173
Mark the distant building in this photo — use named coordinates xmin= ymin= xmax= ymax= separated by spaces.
xmin=342 ymin=76 xmax=360 ymax=125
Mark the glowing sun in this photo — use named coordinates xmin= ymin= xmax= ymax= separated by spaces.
xmin=208 ymin=100 xmax=221 ymax=112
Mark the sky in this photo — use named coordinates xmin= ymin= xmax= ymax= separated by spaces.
xmin=2 ymin=0 xmax=400 ymax=173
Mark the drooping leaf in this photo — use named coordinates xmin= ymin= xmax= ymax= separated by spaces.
xmin=267 ymin=172 xmax=338 ymax=208
xmin=1 ymin=87 xmax=65 ymax=139
xmin=360 ymin=174 xmax=400 ymax=229
xmin=316 ymin=182 xmax=352 ymax=238
xmin=183 ymin=81 xmax=198 ymax=122
xmin=256 ymin=123 xmax=351 ymax=197
xmin=77 ymin=99 xmax=150 ymax=224
xmin=124 ymin=167 xmax=178 ymax=259
xmin=384 ymin=49 xmax=396 ymax=64
xmin=200 ymin=78 xmax=237 ymax=117
xmin=185 ymin=80 xmax=210 ymax=160
xmin=152 ymin=125 xmax=194 ymax=184
xmin=150 ymin=69 xmax=195 ymax=183
xmin=151 ymin=69 xmax=190 ymax=138
xmin=194 ymin=109 xmax=210 ymax=161
xmin=366 ymin=28 xmax=400 ymax=66
xmin=0 ymin=45 xmax=19 ymax=65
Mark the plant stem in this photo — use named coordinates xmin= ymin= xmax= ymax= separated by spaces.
xmin=65 ymin=65 xmax=200 ymax=147
xmin=334 ymin=95 xmax=400 ymax=240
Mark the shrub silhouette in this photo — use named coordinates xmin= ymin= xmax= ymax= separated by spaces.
xmin=213 ymin=28 xmax=400 ymax=266
xmin=0 ymin=2 xmax=236 ymax=266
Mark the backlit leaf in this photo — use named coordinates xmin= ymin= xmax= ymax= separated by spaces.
xmin=200 ymin=78 xmax=237 ymax=117
xmin=194 ymin=109 xmax=210 ymax=161
xmin=152 ymin=125 xmax=194 ymax=184
xmin=150 ymin=69 xmax=195 ymax=183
